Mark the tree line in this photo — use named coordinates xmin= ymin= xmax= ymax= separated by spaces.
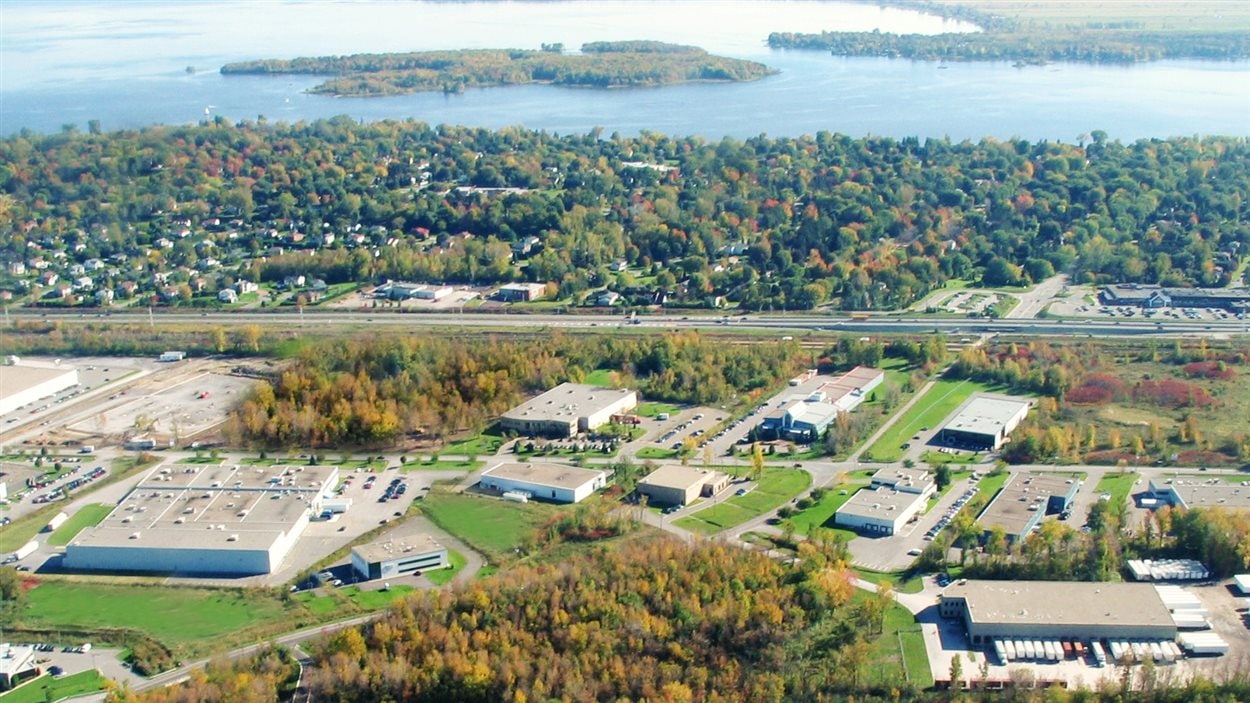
xmin=221 ymin=42 xmax=774 ymax=96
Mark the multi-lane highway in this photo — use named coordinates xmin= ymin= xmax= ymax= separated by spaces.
xmin=11 ymin=308 xmax=1249 ymax=337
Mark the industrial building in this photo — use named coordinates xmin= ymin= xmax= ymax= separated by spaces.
xmin=495 ymin=282 xmax=547 ymax=302
xmin=479 ymin=462 xmax=607 ymax=503
xmin=376 ymin=282 xmax=454 ymax=301
xmin=938 ymin=394 xmax=1032 ymax=451
xmin=976 ymin=472 xmax=1080 ymax=542
xmin=499 ymin=382 xmax=637 ymax=438
xmin=869 ymin=466 xmax=934 ymax=495
xmin=834 ymin=484 xmax=931 ymax=536
xmin=351 ymin=535 xmax=448 ymax=582
xmin=0 ymin=644 xmax=37 ymax=691
xmin=1100 ymin=284 xmax=1250 ymax=310
xmin=64 ymin=463 xmax=337 ymax=575
xmin=939 ymin=580 xmax=1178 ymax=645
xmin=758 ymin=366 xmax=883 ymax=442
xmin=1149 ymin=478 xmax=1250 ymax=512
xmin=0 ymin=359 xmax=79 ymax=416
xmin=635 ymin=465 xmax=730 ymax=507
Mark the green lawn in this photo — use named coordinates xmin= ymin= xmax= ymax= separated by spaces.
xmin=857 ymin=593 xmax=933 ymax=688
xmin=865 ymin=378 xmax=1002 ymax=462
xmin=0 ymin=512 xmax=46 ymax=553
xmin=974 ymin=471 xmax=1011 ymax=504
xmin=0 ymin=670 xmax=108 ymax=703
xmin=635 ymin=402 xmax=681 ymax=418
xmin=402 ymin=458 xmax=483 ymax=471
xmin=852 ymin=567 xmax=924 ymax=595
xmin=443 ymin=431 xmax=506 ymax=456
xmin=1096 ymin=471 xmax=1139 ymax=506
xmin=789 ymin=483 xmax=868 ymax=536
xmin=675 ymin=468 xmax=810 ymax=535
xmin=426 ymin=549 xmax=467 ymax=586
xmin=16 ymin=582 xmax=289 ymax=646
xmin=46 ymin=504 xmax=112 ymax=547
xmin=635 ymin=447 xmax=679 ymax=460
xmin=583 ymin=369 xmax=618 ymax=387
xmin=341 ymin=584 xmax=416 ymax=609
xmin=417 ymin=492 xmax=558 ymax=562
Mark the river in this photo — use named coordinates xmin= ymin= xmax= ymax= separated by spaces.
xmin=2 ymin=0 xmax=1247 ymax=140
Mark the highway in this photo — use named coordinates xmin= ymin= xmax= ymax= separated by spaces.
xmin=11 ymin=308 xmax=1249 ymax=338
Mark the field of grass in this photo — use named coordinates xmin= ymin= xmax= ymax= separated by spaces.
xmin=1095 ymin=471 xmax=1140 ymax=506
xmin=583 ymin=369 xmax=619 ymax=387
xmin=417 ymin=492 xmax=557 ymax=562
xmin=853 ymin=567 xmax=924 ymax=594
xmin=675 ymin=468 xmax=810 ymax=536
xmin=857 ymin=593 xmax=933 ymax=688
xmin=932 ymin=0 xmax=1250 ymax=31
xmin=788 ymin=483 xmax=868 ymax=536
xmin=426 ymin=549 xmax=467 ymax=586
xmin=864 ymin=378 xmax=1000 ymax=462
xmin=340 ymin=584 xmax=416 ymax=609
xmin=402 ymin=458 xmax=483 ymax=471
xmin=1 ymin=670 xmax=108 ymax=703
xmin=974 ymin=470 xmax=1011 ymax=504
xmin=46 ymin=504 xmax=112 ymax=547
xmin=16 ymin=581 xmax=290 ymax=647
xmin=635 ymin=401 xmax=681 ymax=418
xmin=635 ymin=447 xmax=679 ymax=460
xmin=443 ymin=431 xmax=506 ymax=457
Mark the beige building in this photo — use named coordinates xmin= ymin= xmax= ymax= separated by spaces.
xmin=500 ymin=382 xmax=637 ymax=438
xmin=479 ymin=462 xmax=607 ymax=503
xmin=636 ymin=465 xmax=729 ymax=507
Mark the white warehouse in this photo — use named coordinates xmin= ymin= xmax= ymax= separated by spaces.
xmin=499 ymin=383 xmax=637 ymax=438
xmin=352 ymin=535 xmax=448 ymax=582
xmin=835 ymin=468 xmax=934 ymax=536
xmin=0 ymin=359 xmax=79 ymax=416
xmin=479 ymin=462 xmax=607 ymax=503
xmin=64 ymin=463 xmax=337 ymax=575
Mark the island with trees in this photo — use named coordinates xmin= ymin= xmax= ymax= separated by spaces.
xmin=220 ymin=41 xmax=776 ymax=96
xmin=770 ymin=0 xmax=1250 ymax=63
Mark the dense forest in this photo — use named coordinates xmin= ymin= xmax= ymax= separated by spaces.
xmin=225 ymin=332 xmax=805 ymax=448
xmin=767 ymin=30 xmax=1250 ymax=63
xmin=2 ymin=120 xmax=1248 ymax=311
xmin=221 ymin=42 xmax=774 ymax=96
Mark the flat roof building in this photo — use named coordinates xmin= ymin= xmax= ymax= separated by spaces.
xmin=636 ymin=465 xmax=730 ymax=507
xmin=870 ymin=466 xmax=934 ymax=495
xmin=496 ymin=282 xmax=547 ymax=302
xmin=976 ymin=472 xmax=1080 ymax=542
xmin=939 ymin=580 xmax=1177 ymax=645
xmin=759 ymin=366 xmax=883 ymax=442
xmin=479 ymin=462 xmax=607 ymax=504
xmin=1149 ymin=478 xmax=1250 ymax=513
xmin=351 ymin=535 xmax=448 ymax=582
xmin=500 ymin=382 xmax=637 ymax=438
xmin=64 ymin=463 xmax=337 ymax=575
xmin=1101 ymin=284 xmax=1250 ymax=310
xmin=835 ymin=482 xmax=933 ymax=536
xmin=0 ymin=360 xmax=79 ymax=417
xmin=938 ymin=394 xmax=1032 ymax=451
xmin=0 ymin=644 xmax=37 ymax=691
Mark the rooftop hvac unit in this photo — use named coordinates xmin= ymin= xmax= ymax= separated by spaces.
xmin=129 ymin=532 xmax=140 ymax=540
xmin=174 ymin=517 xmax=184 ymax=524
xmin=236 ymin=510 xmax=247 ymax=517
xmin=182 ymin=507 xmax=194 ymax=514
xmin=121 ymin=516 xmax=132 ymax=524
xmin=227 ymin=534 xmax=238 ymax=542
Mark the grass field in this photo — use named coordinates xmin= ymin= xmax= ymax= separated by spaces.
xmin=864 ymin=378 xmax=1000 ymax=462
xmin=635 ymin=447 xmax=679 ymax=460
xmin=402 ymin=458 xmax=483 ymax=471
xmin=635 ymin=401 xmax=681 ymax=418
xmin=1 ymin=670 xmax=108 ymax=703
xmin=583 ymin=369 xmax=618 ymax=387
xmin=788 ymin=483 xmax=868 ymax=536
xmin=1095 ymin=471 xmax=1140 ymax=506
xmin=674 ymin=468 xmax=810 ymax=536
xmin=16 ymin=581 xmax=289 ymax=647
xmin=46 ymin=504 xmax=112 ymax=547
xmin=417 ymin=492 xmax=557 ymax=562
xmin=442 ymin=431 xmax=506 ymax=456
xmin=426 ymin=549 xmax=467 ymax=586
xmin=852 ymin=567 xmax=924 ymax=595
xmin=974 ymin=470 xmax=1011 ymax=504
xmin=859 ymin=594 xmax=933 ymax=688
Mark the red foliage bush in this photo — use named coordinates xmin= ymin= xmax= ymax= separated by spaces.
xmin=1175 ymin=450 xmax=1237 ymax=466
xmin=1066 ymin=373 xmax=1127 ymax=405
xmin=1132 ymin=379 xmax=1214 ymax=408
xmin=1182 ymin=361 xmax=1236 ymax=380
xmin=1083 ymin=450 xmax=1140 ymax=465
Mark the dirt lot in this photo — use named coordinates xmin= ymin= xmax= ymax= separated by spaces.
xmin=65 ymin=370 xmax=255 ymax=440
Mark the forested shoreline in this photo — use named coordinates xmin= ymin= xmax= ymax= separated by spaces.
xmin=221 ymin=42 xmax=775 ymax=96
xmin=1 ymin=120 xmax=1247 ymax=312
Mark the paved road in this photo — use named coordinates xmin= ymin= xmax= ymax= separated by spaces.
xmin=1006 ymin=274 xmax=1069 ymax=320
xmin=9 ymin=309 xmax=1247 ymax=338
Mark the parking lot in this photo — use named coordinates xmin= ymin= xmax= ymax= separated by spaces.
xmin=1048 ymin=294 xmax=1245 ymax=323
xmin=848 ymin=475 xmax=980 ymax=571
